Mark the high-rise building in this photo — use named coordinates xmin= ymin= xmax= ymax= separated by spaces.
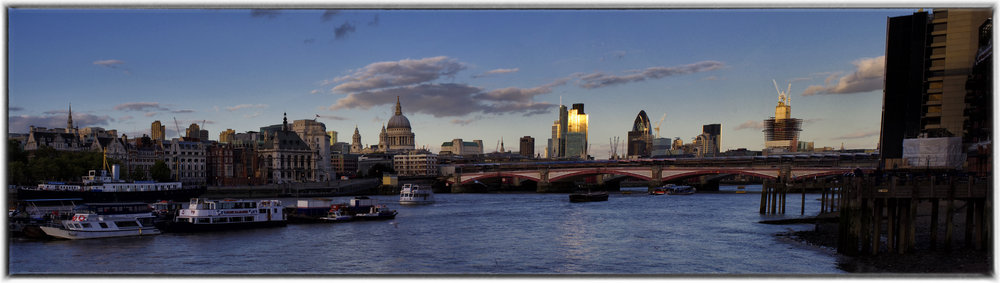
xmin=702 ymin=123 xmax=721 ymax=156
xmin=327 ymin=131 xmax=338 ymax=145
xmin=763 ymin=81 xmax=802 ymax=155
xmin=519 ymin=136 xmax=535 ymax=158
xmin=151 ymin=120 xmax=165 ymax=141
xmin=219 ymin=129 xmax=236 ymax=144
xmin=880 ymin=9 xmax=992 ymax=166
xmin=185 ymin=123 xmax=201 ymax=141
xmin=627 ymin=110 xmax=653 ymax=158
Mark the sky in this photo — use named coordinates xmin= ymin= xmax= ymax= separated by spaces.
xmin=7 ymin=8 xmax=922 ymax=159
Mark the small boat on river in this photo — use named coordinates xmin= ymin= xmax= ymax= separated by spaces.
xmin=569 ymin=191 xmax=609 ymax=203
xmin=346 ymin=197 xmax=397 ymax=221
xmin=666 ymin=185 xmax=696 ymax=195
xmin=157 ymin=198 xmax=286 ymax=232
xmin=399 ymin=184 xmax=435 ymax=204
xmin=38 ymin=202 xmax=161 ymax=240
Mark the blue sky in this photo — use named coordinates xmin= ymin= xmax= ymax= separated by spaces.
xmin=7 ymin=8 xmax=919 ymax=158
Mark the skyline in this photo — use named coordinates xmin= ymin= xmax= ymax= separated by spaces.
xmin=8 ymin=8 xmax=918 ymax=158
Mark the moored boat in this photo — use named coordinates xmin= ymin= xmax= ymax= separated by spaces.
xmin=157 ymin=198 xmax=286 ymax=232
xmin=38 ymin=202 xmax=161 ymax=240
xmin=399 ymin=184 xmax=435 ymax=204
xmin=346 ymin=197 xmax=397 ymax=221
xmin=569 ymin=191 xmax=609 ymax=203
xmin=666 ymin=185 xmax=696 ymax=195
xmin=17 ymin=165 xmax=201 ymax=202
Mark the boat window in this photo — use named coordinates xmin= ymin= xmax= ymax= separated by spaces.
xmin=196 ymin=218 xmax=209 ymax=224
xmin=99 ymin=223 xmax=109 ymax=228
xmin=230 ymin=217 xmax=242 ymax=223
xmin=259 ymin=209 xmax=267 ymax=214
xmin=216 ymin=217 xmax=228 ymax=223
xmin=81 ymin=223 xmax=92 ymax=228
xmin=273 ymin=208 xmax=278 ymax=213
xmin=244 ymin=216 xmax=254 ymax=222
xmin=248 ymin=203 xmax=256 ymax=209
xmin=115 ymin=221 xmax=139 ymax=228
xmin=138 ymin=218 xmax=155 ymax=227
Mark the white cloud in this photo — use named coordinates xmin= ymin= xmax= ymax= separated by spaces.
xmin=577 ymin=61 xmax=725 ymax=89
xmin=114 ymin=102 xmax=168 ymax=112
xmin=733 ymin=120 xmax=765 ymax=131
xmin=226 ymin=104 xmax=269 ymax=111
xmin=473 ymin=68 xmax=519 ymax=78
xmin=802 ymin=56 xmax=884 ymax=96
xmin=326 ymin=56 xmax=466 ymax=93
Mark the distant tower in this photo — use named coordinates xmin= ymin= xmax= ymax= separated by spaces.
xmin=627 ymin=110 xmax=653 ymax=158
xmin=67 ymin=103 xmax=74 ymax=130
xmin=350 ymin=126 xmax=362 ymax=154
xmin=763 ymin=80 xmax=803 ymax=154
xmin=151 ymin=120 xmax=166 ymax=141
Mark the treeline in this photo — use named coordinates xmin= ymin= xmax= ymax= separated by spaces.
xmin=7 ymin=141 xmax=119 ymax=186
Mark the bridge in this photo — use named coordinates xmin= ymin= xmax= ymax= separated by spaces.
xmin=443 ymin=152 xmax=879 ymax=193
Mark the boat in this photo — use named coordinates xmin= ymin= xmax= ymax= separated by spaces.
xmin=157 ymin=198 xmax=286 ymax=232
xmin=666 ymin=185 xmax=696 ymax=195
xmin=650 ymin=188 xmax=668 ymax=195
xmin=9 ymin=198 xmax=83 ymax=238
xmin=735 ymin=185 xmax=747 ymax=194
xmin=286 ymin=199 xmax=334 ymax=223
xmin=17 ymin=164 xmax=203 ymax=203
xmin=399 ymin=184 xmax=435 ymax=204
xmin=569 ymin=191 xmax=609 ymax=203
xmin=318 ymin=205 xmax=353 ymax=222
xmin=37 ymin=202 xmax=161 ymax=240
xmin=346 ymin=197 xmax=397 ymax=221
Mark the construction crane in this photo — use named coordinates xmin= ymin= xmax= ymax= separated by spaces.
xmin=654 ymin=113 xmax=666 ymax=138
xmin=173 ymin=117 xmax=182 ymax=140
xmin=773 ymin=79 xmax=791 ymax=105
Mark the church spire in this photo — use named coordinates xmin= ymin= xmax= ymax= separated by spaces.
xmin=394 ymin=96 xmax=402 ymax=116
xmin=282 ymin=112 xmax=288 ymax=131
xmin=67 ymin=103 xmax=74 ymax=130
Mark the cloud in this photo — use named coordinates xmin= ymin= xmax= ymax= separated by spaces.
xmin=9 ymin=113 xmax=114 ymax=133
xmin=474 ymin=78 xmax=568 ymax=103
xmin=451 ymin=118 xmax=477 ymax=126
xmin=734 ymin=120 xmax=765 ymax=131
xmin=244 ymin=112 xmax=262 ymax=119
xmin=225 ymin=104 xmax=269 ymax=111
xmin=114 ymin=102 xmax=168 ymax=112
xmin=9 ymin=107 xmax=24 ymax=112
xmin=326 ymin=56 xmax=466 ymax=93
xmin=834 ymin=129 xmax=880 ymax=140
xmin=171 ymin=109 xmax=195 ymax=113
xmin=331 ymin=83 xmax=485 ymax=117
xmin=802 ymin=56 xmax=884 ymax=96
xmin=334 ymin=21 xmax=356 ymax=40
xmin=473 ymin=68 xmax=519 ymax=78
xmin=93 ymin=59 xmax=131 ymax=74
xmin=119 ymin=115 xmax=134 ymax=121
xmin=310 ymin=89 xmax=321 ymax=94
xmin=250 ymin=9 xmax=280 ymax=19
xmin=702 ymin=76 xmax=721 ymax=81
xmin=316 ymin=114 xmax=349 ymax=121
xmin=144 ymin=112 xmax=158 ymax=117
xmin=578 ymin=61 xmax=725 ymax=89
xmin=321 ymin=10 xmax=340 ymax=22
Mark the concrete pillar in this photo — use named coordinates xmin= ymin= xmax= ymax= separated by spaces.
xmin=648 ymin=165 xmax=662 ymax=191
xmin=536 ymin=168 xmax=551 ymax=193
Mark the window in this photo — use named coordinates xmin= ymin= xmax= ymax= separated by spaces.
xmin=115 ymin=221 xmax=139 ymax=228
xmin=81 ymin=223 xmax=92 ymax=228
xmin=196 ymin=218 xmax=209 ymax=224
xmin=99 ymin=223 xmax=109 ymax=228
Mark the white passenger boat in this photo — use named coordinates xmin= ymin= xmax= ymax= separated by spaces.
xmin=399 ymin=184 xmax=435 ymax=204
xmin=38 ymin=203 xmax=161 ymax=240
xmin=157 ymin=198 xmax=286 ymax=232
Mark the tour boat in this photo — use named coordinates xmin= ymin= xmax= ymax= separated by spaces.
xmin=18 ymin=165 xmax=202 ymax=202
xmin=38 ymin=202 xmax=161 ymax=240
xmin=399 ymin=184 xmax=435 ymax=204
xmin=157 ymin=198 xmax=286 ymax=232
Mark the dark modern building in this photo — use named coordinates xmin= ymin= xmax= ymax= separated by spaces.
xmin=519 ymin=136 xmax=535 ymax=158
xmin=879 ymin=9 xmax=992 ymax=168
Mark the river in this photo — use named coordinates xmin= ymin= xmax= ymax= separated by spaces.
xmin=8 ymin=185 xmax=844 ymax=275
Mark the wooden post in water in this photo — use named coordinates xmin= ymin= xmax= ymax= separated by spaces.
xmin=801 ymin=183 xmax=806 ymax=215
xmin=821 ymin=187 xmax=827 ymax=214
xmin=770 ymin=184 xmax=777 ymax=215
xmin=873 ymin=198 xmax=882 ymax=255
xmin=930 ymin=197 xmax=940 ymax=250
xmin=966 ymin=197 xmax=976 ymax=248
xmin=760 ymin=180 xmax=768 ymax=214
xmin=945 ymin=177 xmax=956 ymax=250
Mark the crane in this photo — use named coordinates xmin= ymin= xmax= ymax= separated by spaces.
xmin=173 ymin=117 xmax=182 ymax=140
xmin=773 ymin=79 xmax=791 ymax=105
xmin=654 ymin=113 xmax=666 ymax=138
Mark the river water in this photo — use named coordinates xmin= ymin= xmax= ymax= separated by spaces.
xmin=8 ymin=185 xmax=845 ymax=275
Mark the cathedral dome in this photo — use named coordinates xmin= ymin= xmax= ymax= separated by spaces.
xmin=387 ymin=114 xmax=411 ymax=129
xmin=386 ymin=97 xmax=412 ymax=129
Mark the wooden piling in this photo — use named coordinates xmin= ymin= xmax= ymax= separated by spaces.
xmin=760 ymin=180 xmax=767 ymax=214
xmin=887 ymin=198 xmax=896 ymax=254
xmin=945 ymin=178 xmax=955 ymax=250
xmin=930 ymin=198 xmax=940 ymax=250
xmin=873 ymin=198 xmax=882 ymax=255
xmin=966 ymin=198 xmax=975 ymax=248
xmin=801 ymin=184 xmax=806 ymax=215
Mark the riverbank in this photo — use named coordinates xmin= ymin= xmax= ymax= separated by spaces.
xmin=776 ymin=199 xmax=993 ymax=275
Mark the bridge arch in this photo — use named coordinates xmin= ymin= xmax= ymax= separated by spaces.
xmin=458 ymin=172 xmax=542 ymax=184
xmin=547 ymin=169 xmax=652 ymax=183
xmin=661 ymin=169 xmax=778 ymax=182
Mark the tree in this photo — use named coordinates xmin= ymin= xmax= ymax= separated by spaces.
xmin=129 ymin=167 xmax=148 ymax=181
xmin=150 ymin=160 xmax=172 ymax=182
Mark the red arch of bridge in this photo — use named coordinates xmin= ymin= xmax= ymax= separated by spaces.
xmin=661 ymin=170 xmax=778 ymax=182
xmin=458 ymin=172 xmax=542 ymax=185
xmin=547 ymin=169 xmax=652 ymax=183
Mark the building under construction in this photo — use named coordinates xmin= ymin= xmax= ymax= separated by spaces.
xmin=763 ymin=80 xmax=802 ymax=154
